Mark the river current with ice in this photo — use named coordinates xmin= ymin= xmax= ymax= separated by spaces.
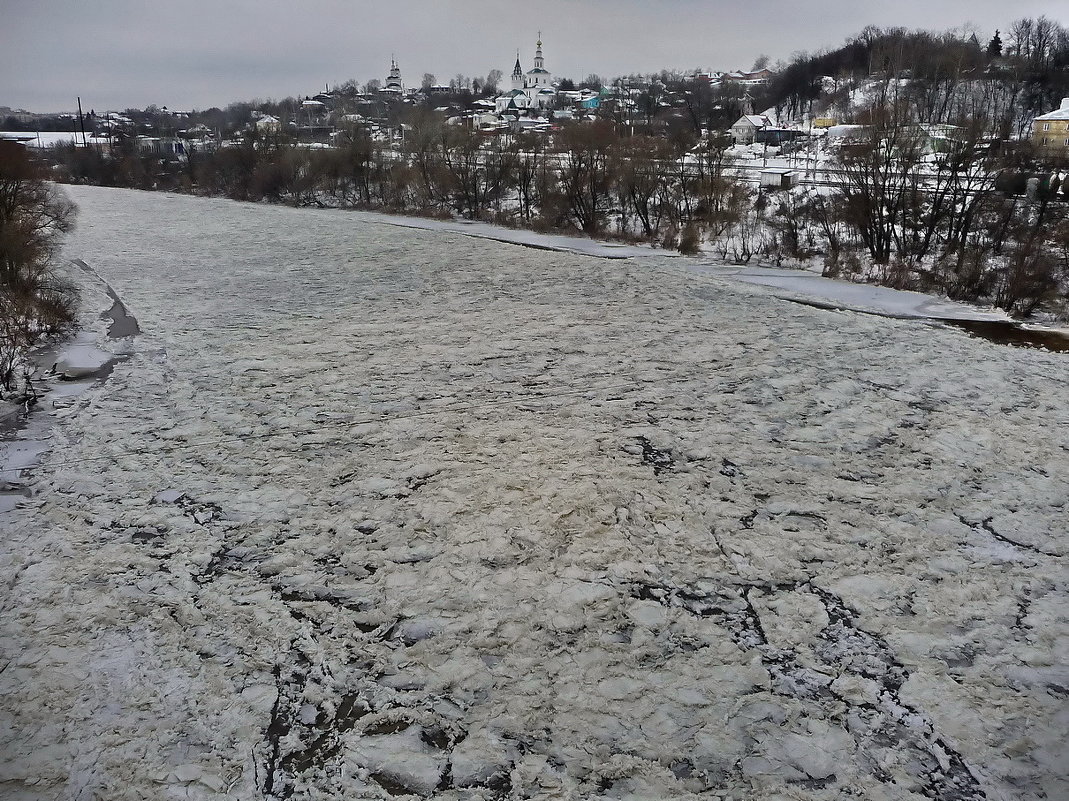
xmin=1 ymin=186 xmax=1066 ymax=800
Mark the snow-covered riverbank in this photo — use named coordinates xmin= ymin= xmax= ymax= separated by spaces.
xmin=336 ymin=207 xmax=1069 ymax=341
xmin=1 ymin=186 xmax=1065 ymax=801
xmin=0 ymin=259 xmax=139 ymax=513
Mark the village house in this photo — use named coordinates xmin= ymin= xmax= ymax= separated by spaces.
xmin=755 ymin=127 xmax=805 ymax=146
xmin=723 ymin=68 xmax=774 ymax=86
xmin=253 ymin=113 xmax=281 ymax=132
xmin=152 ymin=137 xmax=185 ymax=156
xmin=730 ymin=114 xmax=772 ymax=145
xmin=556 ymin=89 xmax=601 ymax=111
xmin=1033 ymin=98 xmax=1069 ymax=157
xmin=691 ymin=70 xmax=723 ymax=85
xmin=909 ymin=123 xmax=963 ymax=155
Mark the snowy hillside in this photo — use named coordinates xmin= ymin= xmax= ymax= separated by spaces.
xmin=1 ymin=187 xmax=1065 ymax=801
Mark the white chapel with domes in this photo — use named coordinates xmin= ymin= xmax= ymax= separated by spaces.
xmin=496 ymin=35 xmax=556 ymax=113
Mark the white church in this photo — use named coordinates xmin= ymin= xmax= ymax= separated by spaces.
xmin=383 ymin=58 xmax=403 ymax=94
xmin=495 ymin=35 xmax=556 ymax=114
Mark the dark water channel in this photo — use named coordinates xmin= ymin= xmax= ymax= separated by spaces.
xmin=938 ymin=319 xmax=1069 ymax=353
xmin=783 ymin=296 xmax=1069 ymax=353
xmin=73 ymin=258 xmax=142 ymax=339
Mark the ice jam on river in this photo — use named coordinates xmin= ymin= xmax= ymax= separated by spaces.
xmin=1 ymin=186 xmax=1065 ymax=801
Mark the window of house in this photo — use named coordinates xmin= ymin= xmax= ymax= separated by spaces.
xmin=1042 ymin=123 xmax=1050 ymax=131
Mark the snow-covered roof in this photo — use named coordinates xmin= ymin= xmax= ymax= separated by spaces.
xmin=911 ymin=123 xmax=961 ymax=139
xmin=827 ymin=124 xmax=869 ymax=139
xmin=0 ymin=131 xmax=112 ymax=148
xmin=725 ymin=69 xmax=774 ymax=82
xmin=1035 ymin=99 xmax=1069 ymax=121
xmin=733 ymin=115 xmax=770 ymax=128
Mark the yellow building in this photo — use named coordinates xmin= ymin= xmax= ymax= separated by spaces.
xmin=1033 ymin=98 xmax=1069 ymax=157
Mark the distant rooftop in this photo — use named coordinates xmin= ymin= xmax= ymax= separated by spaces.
xmin=1035 ymin=98 xmax=1069 ymax=121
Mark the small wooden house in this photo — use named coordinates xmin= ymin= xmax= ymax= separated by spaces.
xmin=730 ymin=114 xmax=771 ymax=145
xmin=759 ymin=168 xmax=798 ymax=189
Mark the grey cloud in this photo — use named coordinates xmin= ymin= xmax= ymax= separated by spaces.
xmin=1 ymin=0 xmax=1066 ymax=111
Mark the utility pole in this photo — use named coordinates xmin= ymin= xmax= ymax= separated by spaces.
xmin=76 ymin=97 xmax=88 ymax=148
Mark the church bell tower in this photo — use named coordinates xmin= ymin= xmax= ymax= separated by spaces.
xmin=511 ymin=52 xmax=524 ymax=91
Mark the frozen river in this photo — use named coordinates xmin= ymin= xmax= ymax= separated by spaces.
xmin=1 ymin=186 xmax=1066 ymax=800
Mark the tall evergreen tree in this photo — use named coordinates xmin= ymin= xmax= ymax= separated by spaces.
xmin=987 ymin=30 xmax=1003 ymax=59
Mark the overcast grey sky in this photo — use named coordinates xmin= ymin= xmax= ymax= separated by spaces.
xmin=2 ymin=0 xmax=1066 ymax=113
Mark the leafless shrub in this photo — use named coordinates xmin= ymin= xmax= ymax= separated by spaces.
xmin=0 ymin=141 xmax=78 ymax=392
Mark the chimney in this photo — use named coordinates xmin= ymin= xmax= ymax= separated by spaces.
xmin=1062 ymin=97 xmax=1069 ymax=111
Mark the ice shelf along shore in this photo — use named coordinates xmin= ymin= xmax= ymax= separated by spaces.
xmin=1 ymin=185 xmax=1066 ymax=801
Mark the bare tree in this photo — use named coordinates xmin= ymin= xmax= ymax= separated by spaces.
xmin=403 ymin=107 xmax=448 ymax=207
xmin=554 ymin=121 xmax=618 ymax=233
xmin=0 ymin=141 xmax=78 ymax=390
xmin=612 ymin=136 xmax=673 ymax=239
xmin=833 ymin=97 xmax=924 ymax=265
xmin=510 ymin=133 xmax=545 ymax=223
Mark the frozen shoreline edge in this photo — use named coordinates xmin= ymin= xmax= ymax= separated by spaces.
xmin=336 ymin=203 xmax=1053 ymax=329
xmin=0 ymin=260 xmax=136 ymax=512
